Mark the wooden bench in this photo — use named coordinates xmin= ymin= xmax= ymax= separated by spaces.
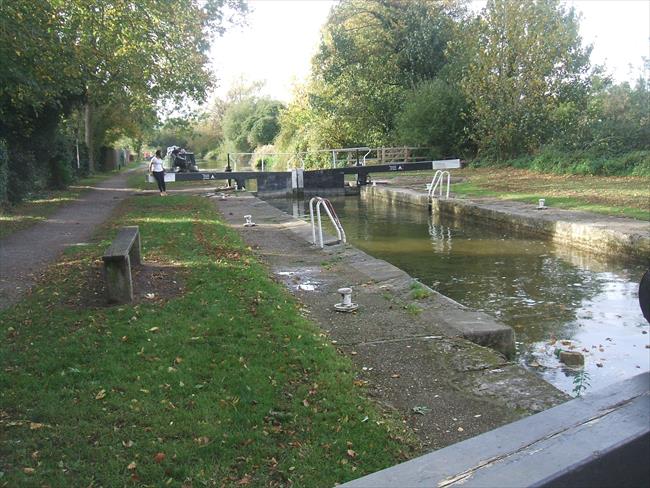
xmin=102 ymin=226 xmax=141 ymax=303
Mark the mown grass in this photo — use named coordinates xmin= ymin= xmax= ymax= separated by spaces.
xmin=0 ymin=194 xmax=417 ymax=487
xmin=372 ymin=167 xmax=650 ymax=221
xmin=451 ymin=168 xmax=650 ymax=221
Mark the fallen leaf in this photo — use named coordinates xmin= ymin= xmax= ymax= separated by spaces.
xmin=391 ymin=373 xmax=401 ymax=378
xmin=29 ymin=422 xmax=45 ymax=430
xmin=23 ymin=467 xmax=35 ymax=474
xmin=194 ymin=436 xmax=210 ymax=445
xmin=347 ymin=449 xmax=357 ymax=458
xmin=122 ymin=440 xmax=134 ymax=448
xmin=148 ymin=327 xmax=160 ymax=333
xmin=154 ymin=452 xmax=166 ymax=463
xmin=302 ymin=399 xmax=310 ymax=407
xmin=95 ymin=389 xmax=106 ymax=400
xmin=411 ymin=406 xmax=431 ymax=415
xmin=457 ymin=427 xmax=464 ymax=432
xmin=127 ymin=461 xmax=137 ymax=470
xmin=236 ymin=475 xmax=252 ymax=485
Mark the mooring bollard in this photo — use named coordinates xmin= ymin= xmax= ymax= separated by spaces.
xmin=334 ymin=287 xmax=358 ymax=312
xmin=537 ymin=198 xmax=547 ymax=209
xmin=243 ymin=215 xmax=256 ymax=227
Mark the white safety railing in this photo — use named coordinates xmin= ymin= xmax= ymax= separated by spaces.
xmin=427 ymin=170 xmax=451 ymax=199
xmin=309 ymin=197 xmax=347 ymax=248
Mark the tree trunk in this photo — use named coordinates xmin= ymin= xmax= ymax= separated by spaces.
xmin=84 ymin=102 xmax=94 ymax=172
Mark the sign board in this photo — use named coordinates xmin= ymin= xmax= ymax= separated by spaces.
xmin=146 ymin=173 xmax=176 ymax=183
xmin=432 ymin=159 xmax=461 ymax=169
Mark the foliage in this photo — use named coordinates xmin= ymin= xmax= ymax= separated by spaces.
xmin=476 ymin=148 xmax=650 ymax=177
xmin=572 ymin=369 xmax=591 ymax=397
xmin=222 ymin=97 xmax=284 ymax=153
xmin=274 ymin=0 xmax=467 ymax=156
xmin=47 ymin=132 xmax=76 ymax=190
xmin=0 ymin=140 xmax=7 ymax=205
xmin=453 ymin=0 xmax=593 ymax=160
xmin=251 ymin=144 xmax=278 ymax=170
xmin=0 ymin=0 xmax=247 ymax=200
xmin=395 ymin=79 xmax=470 ymax=158
xmin=551 ymin=74 xmax=650 ymax=155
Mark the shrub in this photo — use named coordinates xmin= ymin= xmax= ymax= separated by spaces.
xmin=472 ymin=149 xmax=650 ymax=177
xmin=0 ymin=139 xmax=8 ymax=205
xmin=395 ymin=79 xmax=469 ymax=158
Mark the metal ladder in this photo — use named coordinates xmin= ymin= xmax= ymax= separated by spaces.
xmin=427 ymin=170 xmax=451 ymax=199
xmin=309 ymin=197 xmax=346 ymax=248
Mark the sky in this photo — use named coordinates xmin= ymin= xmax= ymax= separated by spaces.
xmin=209 ymin=0 xmax=650 ymax=103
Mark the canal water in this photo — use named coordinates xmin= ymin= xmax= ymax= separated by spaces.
xmin=266 ymin=195 xmax=650 ymax=396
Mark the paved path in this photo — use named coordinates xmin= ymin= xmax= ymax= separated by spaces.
xmin=0 ymin=171 xmax=136 ymax=309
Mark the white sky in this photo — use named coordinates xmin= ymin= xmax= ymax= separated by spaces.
xmin=209 ymin=0 xmax=650 ymax=103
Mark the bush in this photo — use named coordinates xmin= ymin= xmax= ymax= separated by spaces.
xmin=471 ymin=149 xmax=650 ymax=177
xmin=251 ymin=144 xmax=277 ymax=170
xmin=7 ymin=150 xmax=39 ymax=203
xmin=0 ymin=139 xmax=8 ymax=205
xmin=48 ymin=132 xmax=76 ymax=189
xmin=395 ymin=79 xmax=469 ymax=158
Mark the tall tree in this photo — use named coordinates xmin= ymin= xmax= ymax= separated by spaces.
xmin=453 ymin=0 xmax=592 ymax=159
xmin=60 ymin=0 xmax=247 ymax=170
xmin=310 ymin=0 xmax=465 ymax=147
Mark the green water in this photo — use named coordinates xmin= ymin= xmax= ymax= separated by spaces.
xmin=267 ymin=195 xmax=650 ymax=395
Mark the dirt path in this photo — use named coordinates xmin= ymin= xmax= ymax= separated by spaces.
xmin=0 ymin=171 xmax=137 ymax=309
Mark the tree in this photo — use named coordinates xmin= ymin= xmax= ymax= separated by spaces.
xmin=0 ymin=0 xmax=247 ymax=201
xmin=222 ymin=97 xmax=283 ymax=153
xmin=453 ymin=0 xmax=592 ymax=159
xmin=309 ymin=0 xmax=465 ymax=147
xmin=395 ymin=79 xmax=470 ymax=157
xmin=60 ymin=0 xmax=247 ymax=170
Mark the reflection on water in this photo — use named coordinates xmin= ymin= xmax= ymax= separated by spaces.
xmin=266 ymin=195 xmax=650 ymax=395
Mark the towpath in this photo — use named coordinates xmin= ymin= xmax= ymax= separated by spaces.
xmin=0 ymin=171 xmax=138 ymax=309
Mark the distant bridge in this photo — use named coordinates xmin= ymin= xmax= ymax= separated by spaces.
xmin=148 ymin=159 xmax=461 ymax=196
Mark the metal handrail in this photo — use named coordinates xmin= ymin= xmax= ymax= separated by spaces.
xmin=427 ymin=170 xmax=451 ymax=199
xmin=309 ymin=197 xmax=346 ymax=248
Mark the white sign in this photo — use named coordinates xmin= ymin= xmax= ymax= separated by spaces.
xmin=146 ymin=173 xmax=176 ymax=183
xmin=431 ymin=159 xmax=461 ymax=169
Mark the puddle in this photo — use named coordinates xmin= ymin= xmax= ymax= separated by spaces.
xmin=297 ymin=283 xmax=318 ymax=291
xmin=276 ymin=269 xmax=322 ymax=292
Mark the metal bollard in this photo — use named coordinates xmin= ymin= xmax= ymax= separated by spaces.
xmin=334 ymin=287 xmax=358 ymax=312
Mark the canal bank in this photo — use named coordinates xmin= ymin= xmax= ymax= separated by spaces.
xmin=363 ymin=186 xmax=650 ymax=263
xmin=210 ymin=192 xmax=567 ymax=450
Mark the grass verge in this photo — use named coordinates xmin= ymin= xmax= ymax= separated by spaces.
xmin=0 ymin=194 xmax=417 ymax=487
xmin=371 ymin=167 xmax=650 ymax=221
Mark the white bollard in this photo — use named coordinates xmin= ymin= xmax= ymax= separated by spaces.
xmin=243 ymin=215 xmax=256 ymax=227
xmin=334 ymin=287 xmax=358 ymax=312
xmin=537 ymin=198 xmax=546 ymax=209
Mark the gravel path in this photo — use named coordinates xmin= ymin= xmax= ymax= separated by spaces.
xmin=0 ymin=171 xmax=137 ymax=309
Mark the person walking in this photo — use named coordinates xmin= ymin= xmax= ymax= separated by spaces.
xmin=149 ymin=149 xmax=167 ymax=196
